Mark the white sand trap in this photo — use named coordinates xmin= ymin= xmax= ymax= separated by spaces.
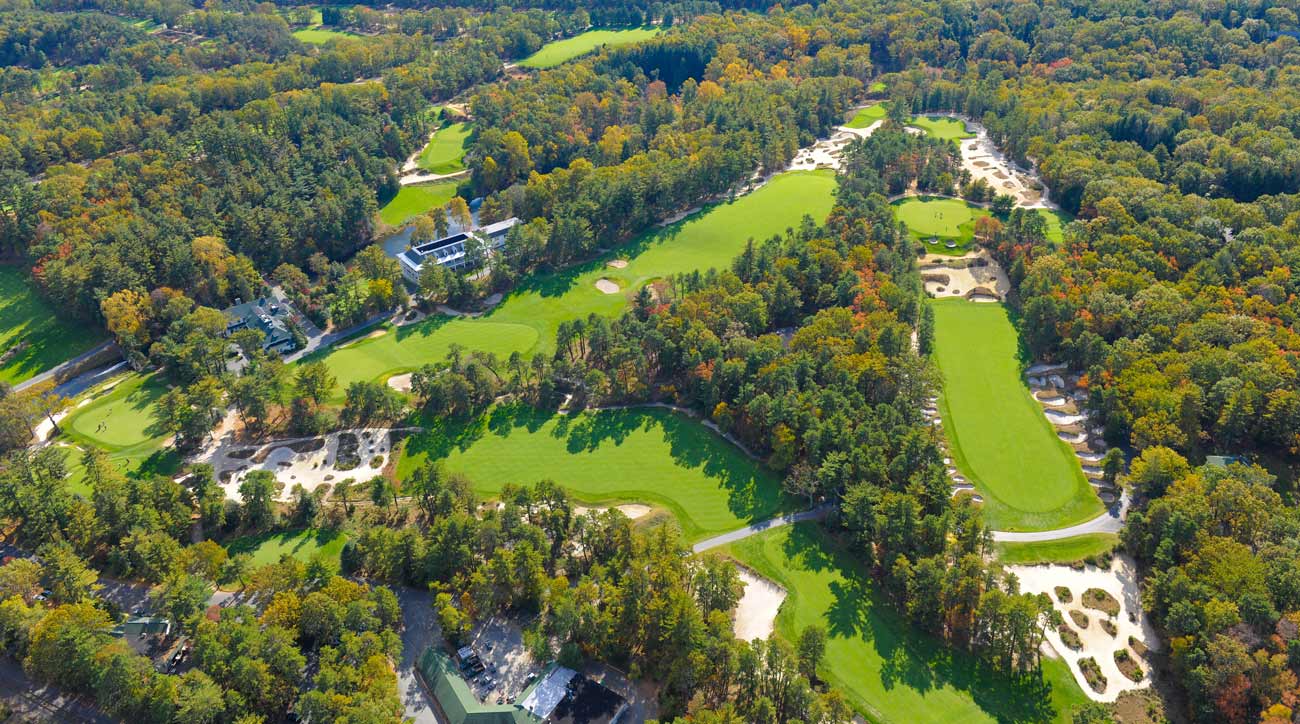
xmin=574 ymin=504 xmax=651 ymax=520
xmin=388 ymin=373 xmax=413 ymax=392
xmin=1058 ymin=430 xmax=1088 ymax=444
xmin=1026 ymin=363 xmax=1068 ymax=375
xmin=1045 ymin=410 xmax=1086 ymax=425
xmin=734 ymin=567 xmax=786 ymax=641
xmin=607 ymin=259 xmax=628 ymax=269
xmin=1077 ymin=451 xmax=1105 ymax=463
xmin=595 ymin=278 xmax=620 ymax=294
xmin=968 ymin=292 xmax=999 ymax=302
xmin=1037 ymin=394 xmax=1068 ymax=406
xmin=1007 ymin=555 xmax=1158 ymax=702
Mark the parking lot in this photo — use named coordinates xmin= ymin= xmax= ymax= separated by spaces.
xmin=460 ymin=616 xmax=541 ymax=706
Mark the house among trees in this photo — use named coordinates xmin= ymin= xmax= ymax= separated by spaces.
xmin=222 ymin=295 xmax=300 ymax=355
xmin=399 ymin=218 xmax=521 ymax=283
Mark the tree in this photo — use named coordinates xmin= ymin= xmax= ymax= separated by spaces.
xmin=341 ymin=381 xmax=404 ymax=426
xmin=796 ymin=625 xmax=827 ymax=681
xmin=239 ymin=470 xmax=277 ymax=530
xmin=39 ymin=542 xmax=99 ymax=604
xmin=0 ymin=559 xmax=43 ymax=604
xmin=151 ymin=573 xmax=211 ymax=629
xmin=295 ymin=361 xmax=336 ymax=406
xmin=446 ymin=196 xmax=472 ymax=230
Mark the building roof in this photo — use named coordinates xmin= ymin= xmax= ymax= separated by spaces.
xmin=418 ymin=649 xmax=539 ymax=724
xmin=223 ymin=296 xmax=295 ymax=350
xmin=520 ymin=666 xmax=576 ymax=720
xmin=549 ymin=676 xmax=626 ymax=724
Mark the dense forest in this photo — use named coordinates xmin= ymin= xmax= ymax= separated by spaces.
xmin=2 ymin=0 xmax=1300 ymax=723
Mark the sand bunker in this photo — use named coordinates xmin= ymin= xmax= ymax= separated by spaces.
xmin=574 ymin=504 xmax=651 ymax=520
xmin=388 ymin=373 xmax=413 ymax=392
xmin=733 ymin=567 xmax=786 ymax=641
xmin=1008 ymin=556 xmax=1158 ymax=703
xmin=921 ymin=250 xmax=1010 ymax=300
xmin=1058 ymin=430 xmax=1088 ymax=444
xmin=1045 ymin=410 xmax=1086 ymax=425
xmin=607 ymin=259 xmax=628 ymax=269
xmin=595 ymin=278 xmax=620 ymax=294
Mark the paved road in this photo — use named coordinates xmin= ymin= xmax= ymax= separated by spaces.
xmin=395 ymin=586 xmax=444 ymax=724
xmin=691 ymin=503 xmax=834 ymax=553
xmin=990 ymin=491 xmax=1129 ymax=543
xmin=0 ymin=657 xmax=113 ymax=723
xmin=11 ymin=341 xmax=121 ymax=394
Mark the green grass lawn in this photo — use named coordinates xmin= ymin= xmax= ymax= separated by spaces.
xmin=416 ymin=122 xmax=471 ymax=175
xmin=317 ymin=170 xmax=836 ymax=388
xmin=725 ymin=523 xmax=1091 ymax=723
xmin=519 ymin=27 xmax=661 ymax=68
xmin=60 ymin=372 xmax=179 ymax=486
xmin=227 ymin=528 xmax=348 ymax=569
xmin=845 ymin=104 xmax=886 ymax=129
xmin=0 ymin=266 xmax=106 ymax=385
xmin=293 ymin=26 xmax=357 ymax=44
xmin=379 ymin=180 xmax=460 ymax=226
xmin=892 ymin=196 xmax=989 ymax=254
xmin=397 ymin=405 xmax=792 ymax=542
xmin=909 ymin=115 xmax=974 ymax=141
xmin=930 ymin=300 xmax=1102 ymax=531
xmin=1037 ymin=208 xmax=1070 ymax=244
xmin=995 ymin=533 xmax=1119 ymax=566
xmin=868 ymin=80 xmax=887 ymax=93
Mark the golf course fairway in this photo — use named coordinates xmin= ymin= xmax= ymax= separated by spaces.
xmin=398 ymin=404 xmax=792 ymax=542
xmin=315 ymin=169 xmax=837 ymax=389
xmin=726 ymin=523 xmax=1090 ymax=723
xmin=931 ymin=299 xmax=1101 ymax=531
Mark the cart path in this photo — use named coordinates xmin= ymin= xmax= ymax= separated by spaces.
xmin=691 ymin=503 xmax=834 ymax=552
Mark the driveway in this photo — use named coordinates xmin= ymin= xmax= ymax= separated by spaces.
xmin=0 ymin=657 xmax=112 ymax=723
xmin=396 ymin=586 xmax=444 ymax=724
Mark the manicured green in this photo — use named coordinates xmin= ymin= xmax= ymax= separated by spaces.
xmin=398 ymin=405 xmax=792 ymax=542
xmin=519 ymin=27 xmax=661 ymax=68
xmin=317 ymin=170 xmax=837 ymax=388
xmin=416 ymin=122 xmax=472 ymax=175
xmin=293 ymin=27 xmax=356 ymax=44
xmin=892 ymin=196 xmax=989 ymax=254
xmin=61 ymin=372 xmax=178 ymax=479
xmin=227 ymin=528 xmax=348 ymax=569
xmin=909 ymin=115 xmax=974 ymax=141
xmin=305 ymin=320 xmax=541 ymax=394
xmin=868 ymin=80 xmax=887 ymax=93
xmin=1037 ymin=208 xmax=1070 ymax=244
xmin=379 ymin=180 xmax=459 ymax=226
xmin=845 ymin=103 xmax=886 ymax=129
xmin=931 ymin=300 xmax=1102 ymax=531
xmin=995 ymin=533 xmax=1119 ymax=566
xmin=0 ymin=266 xmax=106 ymax=385
xmin=726 ymin=523 xmax=1091 ymax=723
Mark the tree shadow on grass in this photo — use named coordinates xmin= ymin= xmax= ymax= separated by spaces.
xmin=781 ymin=523 xmax=1062 ymax=724
xmin=227 ymin=528 xmax=344 ymax=567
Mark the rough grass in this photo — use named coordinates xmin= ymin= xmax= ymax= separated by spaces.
xmin=416 ymin=122 xmax=471 ymax=175
xmin=995 ymin=533 xmax=1118 ymax=566
xmin=931 ymin=300 xmax=1103 ymax=531
xmin=910 ymin=115 xmax=974 ymax=141
xmin=226 ymin=528 xmax=347 ymax=569
xmin=379 ymin=180 xmax=460 ymax=226
xmin=0 ymin=266 xmax=105 ymax=385
xmin=519 ymin=27 xmax=661 ymax=68
xmin=398 ymin=404 xmax=791 ymax=542
xmin=726 ymin=523 xmax=1091 ymax=723
xmin=293 ymin=27 xmax=357 ymax=44
xmin=845 ymin=103 xmax=886 ymax=128
xmin=316 ymin=170 xmax=836 ymax=388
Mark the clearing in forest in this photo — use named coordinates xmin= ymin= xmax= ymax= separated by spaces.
xmin=226 ymin=528 xmax=348 ymax=569
xmin=910 ymin=115 xmax=975 ymax=141
xmin=379 ymin=180 xmax=460 ymax=226
xmin=725 ymin=523 xmax=1090 ymax=723
xmin=519 ymin=27 xmax=661 ymax=68
xmin=0 ymin=266 xmax=106 ymax=385
xmin=397 ymin=404 xmax=792 ymax=542
xmin=930 ymin=299 xmax=1102 ymax=531
xmin=316 ymin=169 xmax=837 ymax=390
xmin=892 ymin=196 xmax=988 ymax=253
xmin=844 ymin=104 xmax=886 ymax=129
xmin=293 ymin=27 xmax=358 ymax=44
xmin=416 ymin=121 xmax=472 ymax=175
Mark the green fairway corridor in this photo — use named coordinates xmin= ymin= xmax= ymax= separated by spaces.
xmin=317 ymin=170 xmax=836 ymax=390
xmin=726 ymin=523 xmax=1090 ymax=723
xmin=227 ymin=528 xmax=348 ymax=570
xmin=417 ymin=121 xmax=471 ymax=175
xmin=380 ymin=180 xmax=460 ymax=226
xmin=892 ymin=196 xmax=988 ymax=254
xmin=0 ymin=266 xmax=106 ymax=385
xmin=930 ymin=300 xmax=1102 ymax=531
xmin=520 ymin=27 xmax=661 ymax=68
xmin=398 ymin=405 xmax=792 ymax=542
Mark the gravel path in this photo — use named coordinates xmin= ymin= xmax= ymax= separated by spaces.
xmin=691 ymin=503 xmax=833 ymax=552
xmin=990 ymin=492 xmax=1129 ymax=542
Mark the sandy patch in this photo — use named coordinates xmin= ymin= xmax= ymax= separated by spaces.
xmin=595 ymin=278 xmax=620 ymax=294
xmin=607 ymin=259 xmax=628 ymax=269
xmin=574 ymin=504 xmax=652 ymax=520
xmin=921 ymin=249 xmax=1010 ymax=300
xmin=1045 ymin=409 xmax=1086 ymax=425
xmin=946 ymin=114 xmax=1058 ymax=209
xmin=733 ymin=567 xmax=786 ymax=641
xmin=388 ymin=373 xmax=413 ymax=392
xmin=1008 ymin=555 xmax=1158 ymax=702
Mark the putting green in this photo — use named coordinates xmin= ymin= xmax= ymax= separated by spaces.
xmin=931 ymin=299 xmax=1102 ymax=531
xmin=726 ymin=523 xmax=1091 ymax=723
xmin=995 ymin=533 xmax=1118 ymax=566
xmin=0 ymin=266 xmax=106 ymax=385
xmin=892 ymin=196 xmax=988 ymax=253
xmin=519 ymin=27 xmax=661 ymax=68
xmin=293 ymin=27 xmax=357 ymax=44
xmin=845 ymin=104 xmax=886 ymax=129
xmin=317 ymin=170 xmax=837 ymax=388
xmin=416 ymin=122 xmax=471 ymax=175
xmin=379 ymin=180 xmax=460 ymax=226
xmin=910 ymin=115 xmax=974 ymax=141
xmin=60 ymin=372 xmax=180 ymax=488
xmin=398 ymin=405 xmax=792 ymax=542
xmin=227 ymin=528 xmax=347 ymax=569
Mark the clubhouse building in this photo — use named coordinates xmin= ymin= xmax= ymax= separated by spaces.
xmin=399 ymin=217 xmax=521 ymax=284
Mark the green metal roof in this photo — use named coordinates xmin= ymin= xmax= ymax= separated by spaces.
xmin=417 ymin=648 xmax=540 ymax=724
